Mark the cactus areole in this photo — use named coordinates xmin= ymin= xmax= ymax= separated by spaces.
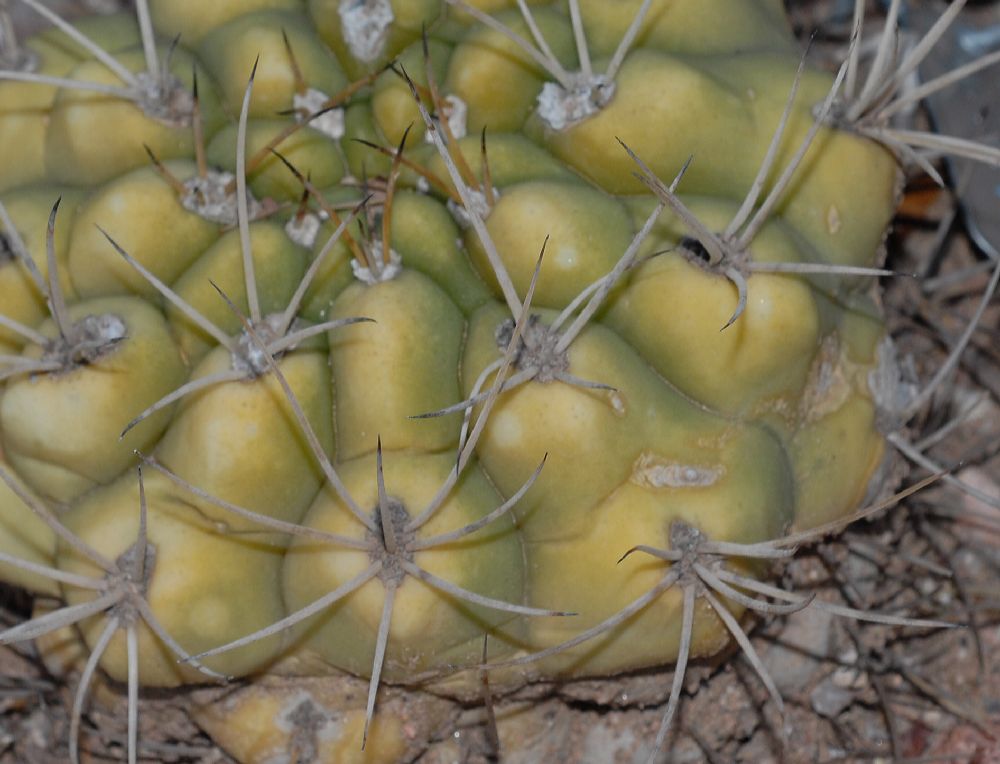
xmin=0 ymin=0 xmax=974 ymax=761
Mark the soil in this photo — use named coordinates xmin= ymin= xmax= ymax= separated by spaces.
xmin=2 ymin=1 xmax=1000 ymax=762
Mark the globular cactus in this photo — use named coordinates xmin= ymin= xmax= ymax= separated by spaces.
xmin=0 ymin=1 xmax=995 ymax=761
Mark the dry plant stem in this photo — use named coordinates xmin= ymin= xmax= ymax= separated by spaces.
xmin=914 ymin=391 xmax=986 ymax=452
xmin=889 ymin=433 xmax=1000 ymax=514
xmin=904 ymin=256 xmax=1000 ymax=418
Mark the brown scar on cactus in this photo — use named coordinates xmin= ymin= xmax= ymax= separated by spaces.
xmin=0 ymin=0 xmax=192 ymax=124
xmin=827 ymin=0 xmax=1000 ymax=182
xmin=446 ymin=0 xmax=653 ymax=131
xmin=878 ymin=256 xmax=1000 ymax=515
xmin=142 ymin=257 xmax=568 ymax=746
xmin=0 ymin=464 xmax=224 ymax=764
xmin=477 ymin=472 xmax=951 ymax=763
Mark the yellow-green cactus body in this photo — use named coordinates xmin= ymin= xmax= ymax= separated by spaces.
xmin=1 ymin=296 xmax=187 ymax=502
xmin=0 ymin=2 xmax=910 ymax=761
xmin=284 ymin=451 xmax=526 ymax=679
xmin=67 ymin=161 xmax=221 ymax=300
xmin=167 ymin=222 xmax=307 ymax=362
xmin=45 ymin=47 xmax=224 ymax=185
xmin=59 ymin=469 xmax=287 ymax=683
xmin=0 ymin=185 xmax=84 ymax=352
xmin=0 ymin=457 xmax=58 ymax=595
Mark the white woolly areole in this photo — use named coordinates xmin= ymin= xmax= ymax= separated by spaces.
xmin=339 ymin=0 xmax=394 ymax=63
xmin=232 ymin=313 xmax=287 ymax=376
xmin=43 ymin=313 xmax=128 ymax=368
xmin=133 ymin=72 xmax=194 ymax=128
xmin=351 ymin=243 xmax=402 ymax=284
xmin=181 ymin=171 xmax=262 ymax=226
xmin=284 ymin=211 xmax=328 ymax=249
xmin=293 ymin=88 xmax=346 ymax=140
xmin=425 ymin=94 xmax=468 ymax=144
xmin=447 ymin=188 xmax=496 ymax=229
xmin=536 ymin=75 xmax=616 ymax=131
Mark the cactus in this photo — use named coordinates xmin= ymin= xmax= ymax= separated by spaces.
xmin=0 ymin=1 xmax=997 ymax=762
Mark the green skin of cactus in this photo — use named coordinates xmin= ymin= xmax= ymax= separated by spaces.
xmin=0 ymin=0 xmax=898 ymax=759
